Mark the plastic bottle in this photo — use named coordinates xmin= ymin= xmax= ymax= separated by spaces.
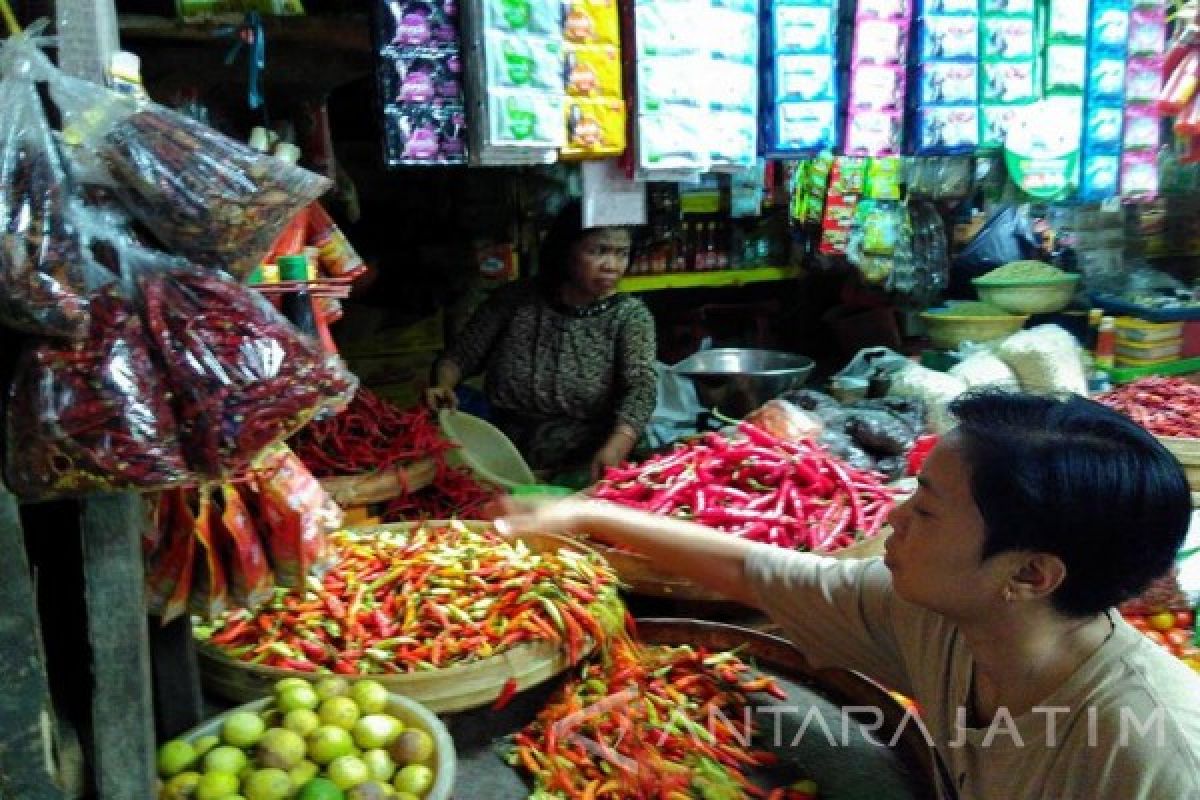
xmin=715 ymin=223 xmax=730 ymax=270
xmin=1094 ymin=316 xmax=1117 ymax=370
xmin=702 ymin=223 xmax=716 ymax=271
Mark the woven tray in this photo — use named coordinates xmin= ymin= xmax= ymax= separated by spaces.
xmin=197 ymin=523 xmax=597 ymax=713
xmin=317 ymin=459 xmax=438 ymax=506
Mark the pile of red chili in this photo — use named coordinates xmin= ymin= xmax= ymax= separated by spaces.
xmin=196 ymin=523 xmax=621 ymax=675
xmin=511 ymin=632 xmax=817 ymax=800
xmin=289 ymin=390 xmax=500 ymax=520
xmin=1097 ymin=376 xmax=1200 ymax=439
xmin=289 ymin=390 xmax=454 ymax=476
xmin=591 ymin=422 xmax=895 ymax=552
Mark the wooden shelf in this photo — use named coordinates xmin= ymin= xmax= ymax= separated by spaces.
xmin=618 ymin=266 xmax=801 ymax=293
xmin=119 ymin=13 xmax=371 ymax=51
xmin=118 ymin=13 xmax=374 ymax=96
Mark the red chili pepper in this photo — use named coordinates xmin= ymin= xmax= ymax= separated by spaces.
xmin=492 ymin=677 xmax=520 ymax=711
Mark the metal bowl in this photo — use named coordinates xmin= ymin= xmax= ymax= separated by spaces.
xmin=672 ymin=348 xmax=815 ymax=417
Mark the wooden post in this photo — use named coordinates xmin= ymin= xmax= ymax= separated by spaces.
xmin=0 ymin=487 xmax=64 ymax=800
xmin=81 ymin=494 xmax=155 ymax=800
xmin=149 ymin=616 xmax=204 ymax=741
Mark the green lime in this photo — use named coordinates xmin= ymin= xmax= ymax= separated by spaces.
xmin=295 ymin=777 xmax=347 ymax=800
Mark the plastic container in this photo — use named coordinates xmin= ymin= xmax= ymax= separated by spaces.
xmin=178 ymin=693 xmax=456 ymax=800
xmin=919 ymin=310 xmax=1030 ymax=349
xmin=438 ymin=410 xmax=537 ymax=489
xmin=972 ymin=275 xmax=1081 ymax=314
xmin=1115 ymin=317 xmax=1185 ymax=343
xmin=1116 ymin=337 xmax=1184 ymax=362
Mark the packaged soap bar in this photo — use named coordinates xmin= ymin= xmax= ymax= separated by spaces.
xmin=982 ymin=17 xmax=1035 ymax=60
xmin=638 ymin=109 xmax=707 ymax=170
xmin=562 ymin=97 xmax=625 ymax=156
xmin=850 ymin=64 xmax=906 ymax=110
xmin=920 ymin=15 xmax=979 ymax=61
xmin=564 ymin=45 xmax=622 ymax=97
xmin=921 ymin=62 xmax=979 ymax=105
xmin=1047 ymin=0 xmax=1088 ymax=41
xmin=776 ymin=54 xmax=837 ymax=101
xmin=1086 ymin=106 xmax=1125 ymax=152
xmin=846 ymin=110 xmax=904 ymax=155
xmin=483 ymin=0 xmax=560 ymax=35
xmin=636 ymin=2 xmax=700 ymax=56
xmin=854 ymin=18 xmax=910 ymax=62
xmin=638 ymin=55 xmax=703 ymax=111
xmin=1091 ymin=7 xmax=1131 ymax=53
xmin=707 ymin=110 xmax=758 ymax=168
xmin=1045 ymin=45 xmax=1087 ymax=94
xmin=485 ymin=31 xmax=563 ymax=90
xmin=924 ymin=0 xmax=978 ymax=13
xmin=773 ymin=5 xmax=836 ymax=54
xmin=981 ymin=61 xmax=1036 ymax=103
xmin=1082 ymin=153 xmax=1121 ymax=197
xmin=562 ymin=0 xmax=620 ymax=46
xmin=1088 ymin=58 xmax=1127 ymax=105
xmin=857 ymin=0 xmax=909 ymax=18
xmin=487 ymin=88 xmax=564 ymax=146
xmin=775 ymin=101 xmax=838 ymax=150
xmin=980 ymin=103 xmax=1028 ymax=148
xmin=917 ymin=106 xmax=980 ymax=152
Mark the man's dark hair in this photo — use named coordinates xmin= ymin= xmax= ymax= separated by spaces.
xmin=948 ymin=390 xmax=1191 ymax=617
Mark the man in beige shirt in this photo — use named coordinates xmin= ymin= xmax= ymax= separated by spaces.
xmin=503 ymin=391 xmax=1200 ymax=799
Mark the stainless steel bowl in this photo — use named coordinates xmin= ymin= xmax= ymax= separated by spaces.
xmin=672 ymin=348 xmax=816 ymax=418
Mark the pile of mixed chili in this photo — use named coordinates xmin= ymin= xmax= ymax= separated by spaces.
xmin=511 ymin=630 xmax=818 ymax=800
xmin=195 ymin=522 xmax=621 ymax=675
xmin=591 ymin=422 xmax=895 ymax=552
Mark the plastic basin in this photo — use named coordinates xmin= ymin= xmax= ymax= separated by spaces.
xmin=919 ymin=310 xmax=1029 ymax=349
xmin=438 ymin=409 xmax=537 ymax=489
xmin=972 ymin=275 xmax=1080 ymax=314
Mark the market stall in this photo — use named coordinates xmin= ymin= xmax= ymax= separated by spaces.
xmin=3 ymin=0 xmax=1200 ymax=797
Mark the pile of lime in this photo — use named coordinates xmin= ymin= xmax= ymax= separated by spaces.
xmin=928 ymin=302 xmax=1013 ymax=318
xmin=979 ymin=260 xmax=1069 ymax=283
xmin=156 ymin=678 xmax=439 ymax=800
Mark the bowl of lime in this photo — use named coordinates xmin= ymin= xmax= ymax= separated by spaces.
xmin=155 ymin=677 xmax=455 ymax=800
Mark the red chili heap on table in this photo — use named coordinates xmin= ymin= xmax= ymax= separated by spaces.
xmin=1097 ymin=376 xmax=1200 ymax=439
xmin=592 ymin=422 xmax=895 ymax=552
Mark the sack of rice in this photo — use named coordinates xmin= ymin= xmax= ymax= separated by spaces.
xmin=993 ymin=324 xmax=1088 ymax=395
xmin=888 ymin=364 xmax=968 ymax=433
xmin=949 ymin=349 xmax=1019 ymax=390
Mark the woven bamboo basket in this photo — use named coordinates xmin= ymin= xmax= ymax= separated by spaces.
xmin=197 ymin=523 xmax=600 ymax=712
xmin=1156 ymin=436 xmax=1200 ymax=499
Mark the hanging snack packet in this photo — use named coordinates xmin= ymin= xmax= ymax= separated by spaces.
xmin=189 ymin=490 xmax=230 ymax=619
xmin=5 ymin=284 xmax=189 ymax=499
xmin=306 ymin=202 xmax=366 ymax=280
xmin=215 ymin=484 xmax=275 ymax=610
xmin=250 ymin=444 xmax=341 ymax=588
xmin=140 ymin=269 xmax=357 ymax=478
xmin=145 ymin=490 xmax=197 ymax=624
xmin=0 ymin=38 xmax=88 ymax=338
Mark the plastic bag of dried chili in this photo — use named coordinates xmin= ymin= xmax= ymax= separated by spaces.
xmin=37 ymin=56 xmax=332 ymax=281
xmin=0 ymin=34 xmax=89 ymax=338
xmin=4 ymin=283 xmax=191 ymax=499
xmin=140 ymin=269 xmax=357 ymax=478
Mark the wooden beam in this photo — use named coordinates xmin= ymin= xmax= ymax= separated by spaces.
xmin=0 ymin=486 xmax=64 ymax=800
xmin=149 ymin=615 xmax=204 ymax=742
xmin=81 ymin=494 xmax=155 ymax=800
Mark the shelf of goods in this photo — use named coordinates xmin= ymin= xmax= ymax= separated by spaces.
xmin=618 ymin=266 xmax=801 ymax=293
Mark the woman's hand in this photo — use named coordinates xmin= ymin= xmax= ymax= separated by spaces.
xmin=590 ymin=441 xmax=629 ymax=481
xmin=424 ymin=386 xmax=458 ymax=411
xmin=495 ymin=497 xmax=595 ymax=540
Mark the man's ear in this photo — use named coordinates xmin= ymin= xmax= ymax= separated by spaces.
xmin=1007 ymin=553 xmax=1068 ymax=602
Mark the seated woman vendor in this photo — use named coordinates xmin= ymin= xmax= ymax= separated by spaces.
xmin=425 ymin=201 xmax=657 ymax=480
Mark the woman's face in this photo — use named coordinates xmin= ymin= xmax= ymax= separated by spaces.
xmin=884 ymin=431 xmax=1011 ymax=620
xmin=568 ymin=228 xmax=632 ymax=299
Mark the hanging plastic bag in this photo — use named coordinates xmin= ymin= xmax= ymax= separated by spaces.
xmin=4 ymin=282 xmax=190 ymax=499
xmin=140 ymin=268 xmax=357 ymax=478
xmin=213 ymin=483 xmax=275 ymax=610
xmin=0 ymin=30 xmax=89 ymax=337
xmin=189 ymin=490 xmax=230 ymax=619
xmin=248 ymin=444 xmax=340 ymax=588
xmin=40 ymin=64 xmax=331 ymax=281
xmin=145 ymin=489 xmax=197 ymax=624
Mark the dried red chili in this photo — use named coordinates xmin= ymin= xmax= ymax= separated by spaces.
xmin=101 ymin=108 xmax=330 ymax=280
xmin=5 ymin=284 xmax=189 ymax=499
xmin=140 ymin=269 xmax=356 ymax=478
